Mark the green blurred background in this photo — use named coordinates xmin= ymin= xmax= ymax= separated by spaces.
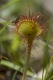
xmin=0 ymin=0 xmax=53 ymax=80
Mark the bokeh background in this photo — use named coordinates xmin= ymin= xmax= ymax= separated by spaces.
xmin=0 ymin=0 xmax=53 ymax=80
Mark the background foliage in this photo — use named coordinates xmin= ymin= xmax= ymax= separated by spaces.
xmin=0 ymin=0 xmax=53 ymax=80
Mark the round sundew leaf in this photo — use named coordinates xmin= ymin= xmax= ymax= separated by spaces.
xmin=18 ymin=21 xmax=42 ymax=38
xmin=18 ymin=21 xmax=35 ymax=35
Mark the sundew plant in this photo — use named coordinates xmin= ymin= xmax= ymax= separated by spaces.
xmin=13 ymin=7 xmax=45 ymax=80
xmin=0 ymin=0 xmax=53 ymax=80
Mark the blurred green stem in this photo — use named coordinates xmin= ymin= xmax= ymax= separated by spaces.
xmin=21 ymin=47 xmax=31 ymax=80
xmin=12 ymin=70 xmax=18 ymax=80
xmin=49 ymin=76 xmax=53 ymax=80
xmin=42 ymin=68 xmax=44 ymax=80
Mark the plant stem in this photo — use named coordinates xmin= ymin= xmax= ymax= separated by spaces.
xmin=21 ymin=47 xmax=31 ymax=80
xmin=42 ymin=68 xmax=44 ymax=80
xmin=12 ymin=70 xmax=18 ymax=80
